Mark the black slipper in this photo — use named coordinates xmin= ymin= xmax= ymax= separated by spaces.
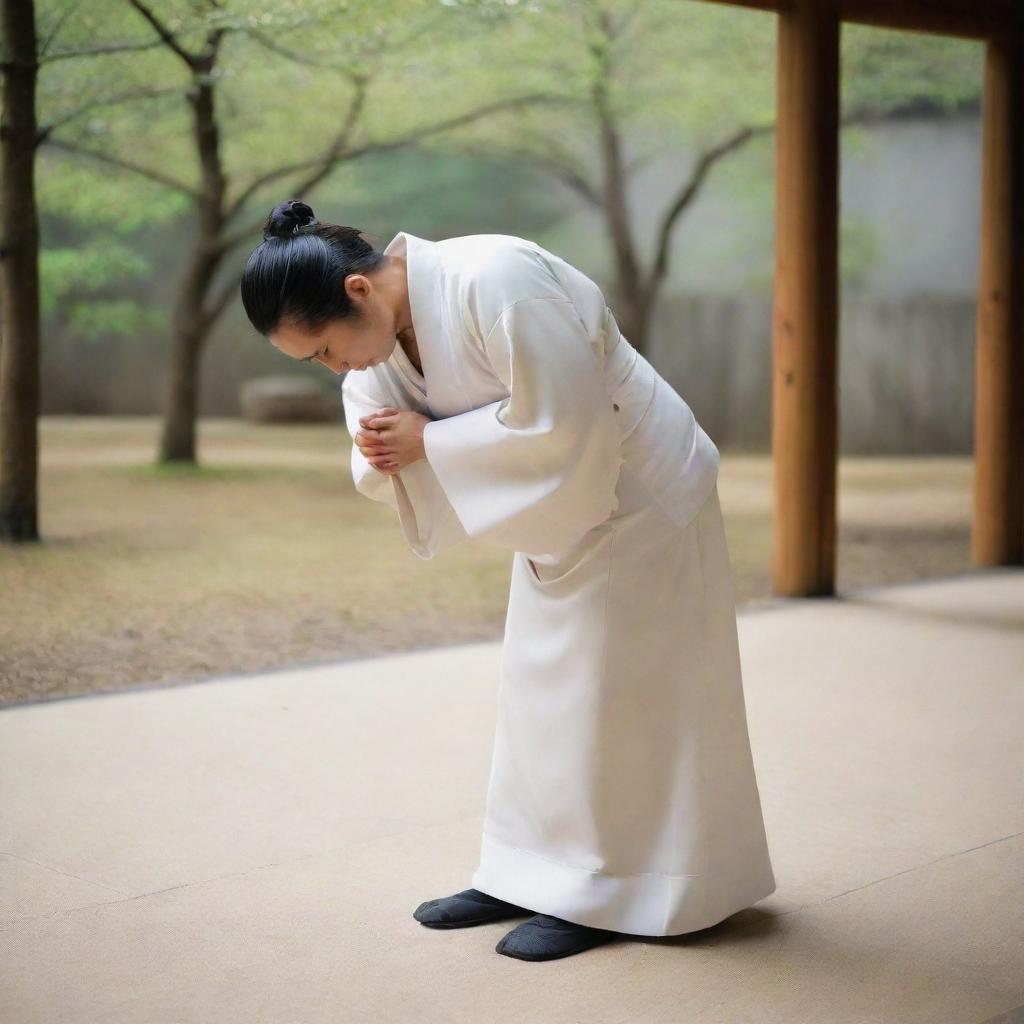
xmin=413 ymin=887 xmax=532 ymax=929
xmin=494 ymin=913 xmax=620 ymax=961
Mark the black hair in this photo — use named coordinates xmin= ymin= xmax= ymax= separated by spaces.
xmin=240 ymin=199 xmax=386 ymax=336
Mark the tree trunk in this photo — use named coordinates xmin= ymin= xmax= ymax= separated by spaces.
xmin=158 ymin=231 xmax=228 ymax=462
xmin=596 ymin=100 xmax=650 ymax=353
xmin=589 ymin=41 xmax=652 ymax=353
xmin=158 ymin=256 xmax=209 ymax=462
xmin=0 ymin=0 xmax=41 ymax=542
xmin=157 ymin=72 xmax=226 ymax=465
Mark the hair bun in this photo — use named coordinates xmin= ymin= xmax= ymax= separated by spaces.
xmin=264 ymin=200 xmax=318 ymax=240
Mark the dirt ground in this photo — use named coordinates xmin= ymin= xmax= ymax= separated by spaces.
xmin=0 ymin=416 xmax=975 ymax=707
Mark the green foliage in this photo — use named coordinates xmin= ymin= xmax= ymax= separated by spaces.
xmin=36 ymin=154 xmax=189 ymax=233
xmin=41 ymin=238 xmax=151 ymax=304
xmin=40 ymin=235 xmax=165 ymax=341
xmin=314 ymin=145 xmax=567 ymax=241
xmin=66 ymin=300 xmax=167 ymax=343
xmin=840 ymin=217 xmax=886 ymax=291
xmin=842 ymin=23 xmax=982 ymax=115
xmin=30 ymin=0 xmax=986 ymax=333
xmin=32 ymin=0 xmax=514 ymax=347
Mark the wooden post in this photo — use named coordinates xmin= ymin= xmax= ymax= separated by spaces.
xmin=973 ymin=28 xmax=1024 ymax=567
xmin=771 ymin=0 xmax=841 ymax=596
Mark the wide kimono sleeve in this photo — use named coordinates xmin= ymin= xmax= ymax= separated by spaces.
xmin=421 ymin=295 xmax=624 ymax=557
xmin=341 ymin=369 xmax=469 ymax=560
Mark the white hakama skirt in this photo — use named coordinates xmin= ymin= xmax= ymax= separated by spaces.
xmin=470 ymin=463 xmax=776 ymax=937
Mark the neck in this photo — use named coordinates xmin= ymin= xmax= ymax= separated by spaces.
xmin=386 ymin=254 xmax=414 ymax=339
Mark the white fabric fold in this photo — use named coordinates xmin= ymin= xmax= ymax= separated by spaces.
xmin=422 ymin=296 xmax=624 ymax=557
xmin=341 ymin=366 xmax=468 ymax=560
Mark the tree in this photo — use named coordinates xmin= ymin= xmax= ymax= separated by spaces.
xmin=38 ymin=0 xmax=563 ymax=464
xmin=438 ymin=0 xmax=983 ymax=351
xmin=0 ymin=0 xmax=43 ymax=541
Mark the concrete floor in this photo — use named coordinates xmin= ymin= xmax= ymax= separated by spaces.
xmin=2 ymin=568 xmax=1022 ymax=1024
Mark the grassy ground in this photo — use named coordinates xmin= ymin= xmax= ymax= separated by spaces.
xmin=1 ymin=416 xmax=974 ymax=707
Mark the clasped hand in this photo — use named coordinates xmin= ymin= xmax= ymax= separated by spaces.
xmin=355 ymin=407 xmax=430 ymax=476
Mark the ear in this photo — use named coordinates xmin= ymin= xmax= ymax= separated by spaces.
xmin=345 ymin=273 xmax=371 ymax=303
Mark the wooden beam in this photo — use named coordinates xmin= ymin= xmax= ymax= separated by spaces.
xmin=771 ymin=0 xmax=841 ymax=597
xmin=842 ymin=0 xmax=1015 ymax=40
xmin=697 ymin=0 xmax=784 ymax=13
xmin=972 ymin=30 xmax=1024 ymax=566
xmin=698 ymin=0 xmax=1014 ymax=39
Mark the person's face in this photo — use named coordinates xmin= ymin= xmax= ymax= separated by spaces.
xmin=269 ymin=271 xmax=401 ymax=374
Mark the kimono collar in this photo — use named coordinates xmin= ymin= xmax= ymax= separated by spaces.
xmin=382 ymin=231 xmax=444 ymax=364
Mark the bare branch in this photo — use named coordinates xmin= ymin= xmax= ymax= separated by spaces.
xmin=37 ymin=86 xmax=188 ymax=141
xmin=221 ymin=91 xmax=568 ymax=249
xmin=40 ymin=136 xmax=199 ymax=198
xmin=644 ymin=103 xmax=879 ymax=299
xmin=236 ymin=26 xmax=366 ymax=78
xmin=39 ymin=38 xmax=168 ymax=64
xmin=37 ymin=0 xmax=85 ymax=59
xmin=124 ymin=0 xmax=198 ymax=68
xmin=222 ymin=73 xmax=370 ymax=225
xmin=316 ymin=92 xmax=572 ymax=173
xmin=647 ymin=123 xmax=768 ymax=297
xmin=204 ymin=267 xmax=243 ymax=326
xmin=237 ymin=2 xmax=452 ymax=74
xmin=460 ymin=138 xmax=602 ymax=207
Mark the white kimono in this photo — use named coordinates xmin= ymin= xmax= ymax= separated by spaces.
xmin=341 ymin=231 xmax=776 ymax=936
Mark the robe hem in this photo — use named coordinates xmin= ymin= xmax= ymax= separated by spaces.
xmin=470 ymin=829 xmax=777 ymax=938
